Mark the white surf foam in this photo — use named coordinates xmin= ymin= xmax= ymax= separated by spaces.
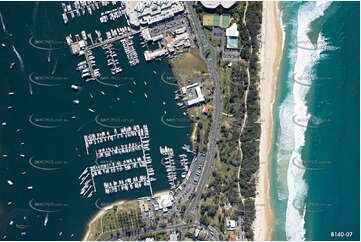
xmin=275 ymin=2 xmax=332 ymax=241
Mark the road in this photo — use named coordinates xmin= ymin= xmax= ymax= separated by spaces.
xmin=108 ymin=3 xmax=224 ymax=240
xmin=183 ymin=1 xmax=223 ymax=224
xmin=111 ymin=222 xmax=219 ymax=241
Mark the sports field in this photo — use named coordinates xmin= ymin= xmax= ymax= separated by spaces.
xmin=202 ymin=14 xmax=230 ymax=28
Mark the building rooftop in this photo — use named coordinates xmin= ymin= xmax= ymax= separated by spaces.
xmin=200 ymin=1 xmax=236 ymax=9
xmin=194 ymin=228 xmax=200 ymax=237
xmin=170 ymin=232 xmax=178 ymax=241
xmin=226 ymin=219 xmax=236 ymax=230
xmin=125 ymin=1 xmax=184 ymax=28
xmin=144 ymin=48 xmax=168 ymax=61
xmin=226 ymin=23 xmax=239 ymax=49
xmin=226 ymin=23 xmax=239 ymax=37
xmin=181 ymin=83 xmax=205 ymax=106
xmin=157 ymin=194 xmax=174 ymax=210
xmin=230 ymin=235 xmax=238 ymax=241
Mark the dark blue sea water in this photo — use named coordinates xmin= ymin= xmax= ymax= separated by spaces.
xmin=270 ymin=2 xmax=360 ymax=241
xmin=0 ymin=2 xmax=192 ymax=240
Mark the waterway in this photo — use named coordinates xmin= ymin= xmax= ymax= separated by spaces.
xmin=0 ymin=2 xmax=192 ymax=240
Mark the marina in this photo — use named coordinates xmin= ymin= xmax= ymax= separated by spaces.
xmin=104 ymin=175 xmax=155 ymax=195
xmin=99 ymin=6 xmax=125 ymax=23
xmin=79 ymin=124 xmax=155 ymax=197
xmin=103 ymin=43 xmax=122 ymax=75
xmin=61 ymin=1 xmax=120 ymax=24
xmin=121 ymin=36 xmax=139 ymax=66
xmin=95 ymin=142 xmax=142 ymax=159
xmin=83 ymin=125 xmax=148 ymax=155
xmin=63 ymin=1 xmax=193 ymax=82
xmin=160 ymin=146 xmax=177 ymax=190
xmin=0 ymin=1 xmax=193 ymax=240
xmin=66 ymin=26 xmax=138 ymax=81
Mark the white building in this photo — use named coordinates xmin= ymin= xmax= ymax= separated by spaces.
xmin=170 ymin=231 xmax=178 ymax=241
xmin=194 ymin=228 xmax=200 ymax=237
xmin=144 ymin=48 xmax=168 ymax=62
xmin=125 ymin=1 xmax=184 ymax=28
xmin=181 ymin=83 xmax=205 ymax=106
xmin=200 ymin=1 xmax=236 ymax=9
xmin=226 ymin=23 xmax=239 ymax=49
xmin=226 ymin=219 xmax=236 ymax=230
xmin=157 ymin=194 xmax=174 ymax=212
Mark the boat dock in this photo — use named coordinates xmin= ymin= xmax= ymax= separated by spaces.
xmin=90 ymin=157 xmax=146 ymax=176
xmin=67 ymin=28 xmax=139 ymax=80
xmin=140 ymin=135 xmax=154 ymax=196
xmin=83 ymin=125 xmax=145 ymax=155
xmin=100 ymin=6 xmax=125 ymax=23
xmin=121 ymin=36 xmax=139 ymax=66
xmin=79 ymin=124 xmax=155 ymax=197
xmin=104 ymin=175 xmax=155 ymax=194
xmin=103 ymin=43 xmax=122 ymax=75
xmin=95 ymin=142 xmax=142 ymax=159
xmin=61 ymin=1 xmax=120 ymax=24
xmin=160 ymin=146 xmax=177 ymax=190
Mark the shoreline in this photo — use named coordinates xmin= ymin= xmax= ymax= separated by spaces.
xmin=82 ymin=190 xmax=171 ymax=241
xmin=82 ymin=200 xmax=125 ymax=241
xmin=254 ymin=1 xmax=283 ymax=241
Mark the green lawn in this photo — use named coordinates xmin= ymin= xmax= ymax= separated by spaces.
xmin=222 ymin=15 xmax=230 ymax=28
xmin=169 ymin=49 xmax=209 ymax=85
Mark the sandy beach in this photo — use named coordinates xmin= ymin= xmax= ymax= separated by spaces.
xmin=153 ymin=189 xmax=170 ymax=198
xmin=83 ymin=200 xmax=125 ymax=241
xmin=82 ymin=190 xmax=170 ymax=240
xmin=254 ymin=1 xmax=283 ymax=241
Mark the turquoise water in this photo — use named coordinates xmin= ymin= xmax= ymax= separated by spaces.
xmin=228 ymin=37 xmax=237 ymax=48
xmin=270 ymin=2 xmax=359 ymax=241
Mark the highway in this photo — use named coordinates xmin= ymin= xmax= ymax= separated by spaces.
xmin=110 ymin=222 xmax=219 ymax=241
xmin=109 ymin=3 xmax=224 ymax=240
xmin=183 ymin=1 xmax=223 ymax=224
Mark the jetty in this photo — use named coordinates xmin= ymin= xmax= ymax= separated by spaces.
xmin=160 ymin=146 xmax=177 ymax=189
xmin=79 ymin=124 xmax=155 ymax=197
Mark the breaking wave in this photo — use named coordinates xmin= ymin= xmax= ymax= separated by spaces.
xmin=276 ymin=2 xmax=332 ymax=240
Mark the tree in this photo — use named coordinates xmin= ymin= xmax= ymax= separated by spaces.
xmin=186 ymin=214 xmax=194 ymax=223
xmin=204 ymin=49 xmax=211 ymax=58
xmin=200 ymin=216 xmax=210 ymax=226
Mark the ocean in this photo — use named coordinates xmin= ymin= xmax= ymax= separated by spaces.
xmin=270 ymin=2 xmax=360 ymax=241
xmin=0 ymin=2 xmax=191 ymax=240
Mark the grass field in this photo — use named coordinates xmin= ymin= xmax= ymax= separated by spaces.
xmin=87 ymin=200 xmax=144 ymax=241
xmin=169 ymin=48 xmax=212 ymax=153
xmin=169 ymin=48 xmax=209 ymax=85
xmin=202 ymin=14 xmax=230 ymax=28
xmin=222 ymin=15 xmax=230 ymax=28
xmin=213 ymin=15 xmax=220 ymax=26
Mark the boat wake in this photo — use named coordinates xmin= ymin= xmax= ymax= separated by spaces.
xmin=51 ymin=57 xmax=58 ymax=75
xmin=0 ymin=11 xmax=7 ymax=33
xmin=0 ymin=11 xmax=25 ymax=73
xmin=12 ymin=45 xmax=25 ymax=72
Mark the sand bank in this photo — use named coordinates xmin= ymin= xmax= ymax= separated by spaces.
xmin=254 ymin=1 xmax=283 ymax=241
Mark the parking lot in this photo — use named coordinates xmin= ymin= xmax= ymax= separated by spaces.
xmin=173 ymin=153 xmax=206 ymax=209
xmin=149 ymin=14 xmax=188 ymax=38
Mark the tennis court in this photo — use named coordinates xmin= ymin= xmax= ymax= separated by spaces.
xmin=202 ymin=15 xmax=214 ymax=26
xmin=202 ymin=14 xmax=231 ymax=28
